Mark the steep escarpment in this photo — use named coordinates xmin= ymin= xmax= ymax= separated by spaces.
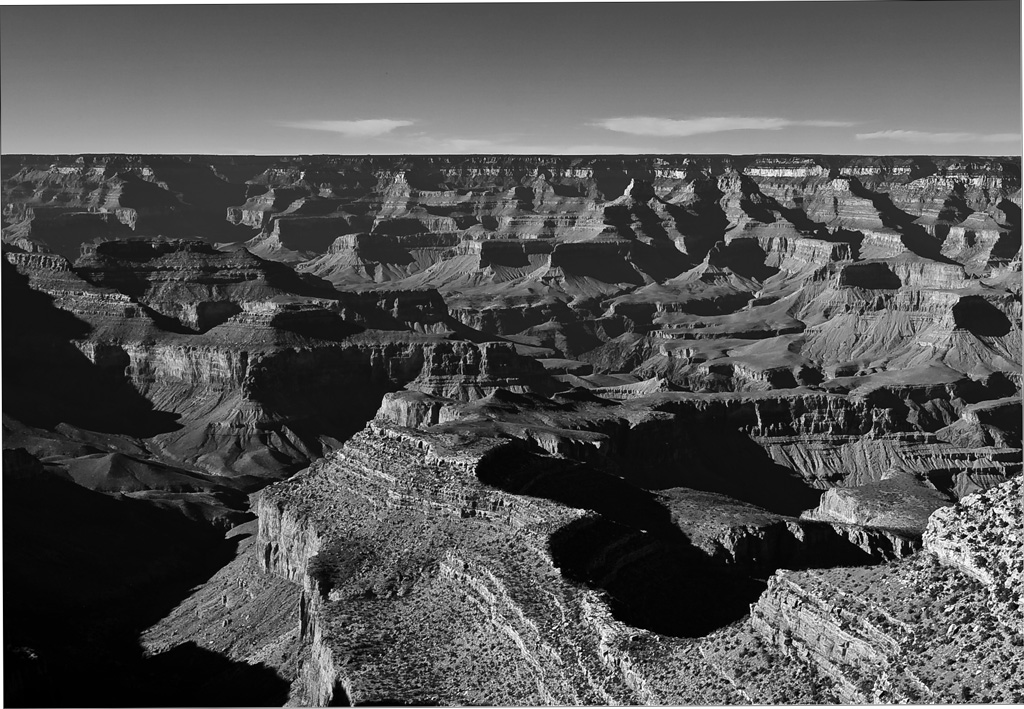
xmin=3 ymin=153 xmax=1020 ymax=706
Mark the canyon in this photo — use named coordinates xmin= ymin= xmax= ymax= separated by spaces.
xmin=2 ymin=153 xmax=1021 ymax=705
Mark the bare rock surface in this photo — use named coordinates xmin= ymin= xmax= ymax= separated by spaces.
xmin=923 ymin=474 xmax=1024 ymax=632
xmin=141 ymin=523 xmax=305 ymax=680
xmin=750 ymin=475 xmax=1024 ymax=703
xmin=2 ymin=153 xmax=1020 ymax=706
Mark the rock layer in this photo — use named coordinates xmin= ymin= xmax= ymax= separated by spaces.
xmin=3 ymin=153 xmax=1020 ymax=706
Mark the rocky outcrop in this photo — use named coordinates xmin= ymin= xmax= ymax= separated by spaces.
xmin=923 ymin=475 xmax=1024 ymax=632
xmin=254 ymin=425 xmax=634 ymax=705
xmin=297 ymin=232 xmax=462 ymax=285
xmin=660 ymin=488 xmax=917 ymax=567
xmin=73 ymin=238 xmax=324 ymax=332
xmin=750 ymin=555 xmax=1024 ymax=703
xmin=750 ymin=475 xmax=1024 ymax=703
xmin=800 ymin=472 xmax=953 ymax=533
xmin=937 ymin=395 xmax=1022 ymax=449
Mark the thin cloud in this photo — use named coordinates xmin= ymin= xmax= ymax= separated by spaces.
xmin=592 ymin=116 xmax=855 ymax=137
xmin=392 ymin=133 xmax=647 ymax=155
xmin=430 ymin=137 xmax=498 ymax=153
xmin=387 ymin=134 xmax=498 ymax=153
xmin=856 ymin=129 xmax=1022 ymax=144
xmin=278 ymin=119 xmax=414 ymax=137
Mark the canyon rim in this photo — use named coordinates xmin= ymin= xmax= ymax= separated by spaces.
xmin=2 ymin=1 xmax=1022 ymax=707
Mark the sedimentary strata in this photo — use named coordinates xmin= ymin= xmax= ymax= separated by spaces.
xmin=2 ymin=153 xmax=1020 ymax=705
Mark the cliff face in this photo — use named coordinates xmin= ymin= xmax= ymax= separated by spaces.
xmin=3 ymin=153 xmax=1020 ymax=706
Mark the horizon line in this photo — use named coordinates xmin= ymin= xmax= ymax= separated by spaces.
xmin=2 ymin=151 xmax=1021 ymax=159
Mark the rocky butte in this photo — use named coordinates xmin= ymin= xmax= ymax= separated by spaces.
xmin=2 ymin=153 xmax=1022 ymax=705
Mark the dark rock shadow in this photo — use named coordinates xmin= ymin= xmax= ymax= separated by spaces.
xmin=20 ymin=212 xmax=135 ymax=260
xmin=709 ymin=238 xmax=780 ymax=282
xmin=478 ymin=443 xmax=885 ymax=637
xmin=351 ymin=239 xmax=417 ymax=268
xmin=907 ymin=156 xmax=938 ymax=182
xmin=3 ymin=450 xmax=280 ymax=708
xmin=405 ymin=169 xmax=447 ymax=193
xmin=952 ymin=296 xmax=1013 ymax=337
xmin=266 ymin=216 xmax=348 ymax=255
xmin=991 ymin=200 xmax=1021 ymax=259
xmin=2 ymin=259 xmax=182 ymax=436
xmin=661 ymin=185 xmax=730 ymax=264
xmin=478 ymin=445 xmax=680 ymax=531
xmin=371 ymin=218 xmax=429 ymax=238
xmin=272 ymin=309 xmax=366 ymax=342
xmin=628 ymin=241 xmax=690 ymax=283
xmin=329 ymin=682 xmax=353 ymax=706
xmin=602 ymin=204 xmax=638 ymax=239
xmin=839 ymin=261 xmax=902 ymax=289
xmin=627 ymin=200 xmax=672 ymax=242
xmin=137 ymin=643 xmax=290 ymax=708
xmin=997 ymin=198 xmax=1021 ymax=227
xmin=477 ymin=445 xmax=766 ymax=636
xmin=990 ymin=227 xmax=1022 ymax=260
xmin=246 ymin=347 xmax=404 ymax=455
xmin=613 ymin=420 xmax=824 ymax=516
xmin=548 ymin=516 xmax=767 ymax=637
xmin=740 ymin=197 xmax=777 ymax=224
xmin=593 ymin=167 xmax=631 ymax=200
xmin=847 ymin=178 xmax=959 ymax=265
xmin=550 ymin=243 xmax=646 ymax=286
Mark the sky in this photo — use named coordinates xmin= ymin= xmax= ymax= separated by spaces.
xmin=1 ymin=1 xmax=1021 ymax=156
